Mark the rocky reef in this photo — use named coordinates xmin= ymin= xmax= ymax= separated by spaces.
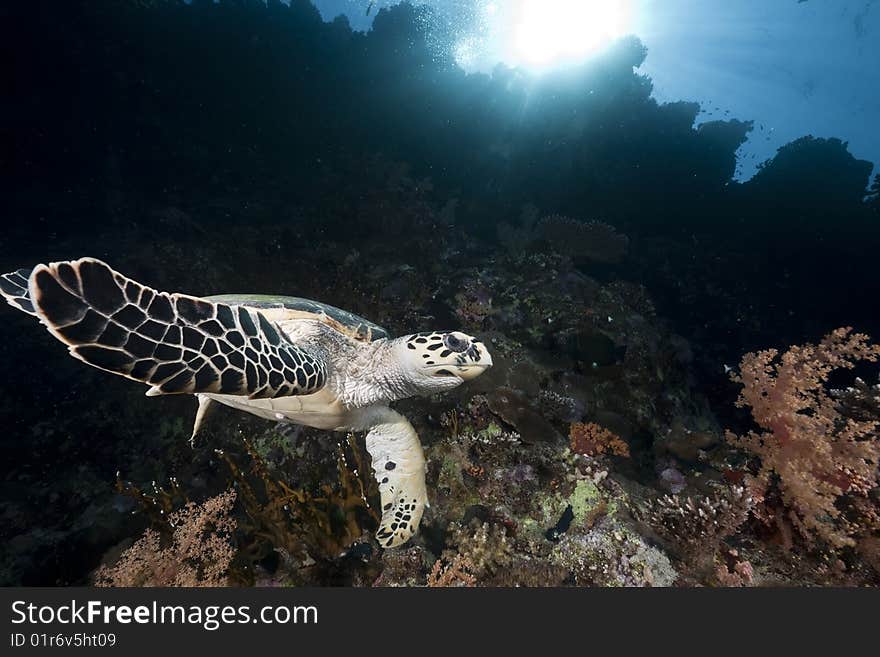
xmin=3 ymin=155 xmax=876 ymax=588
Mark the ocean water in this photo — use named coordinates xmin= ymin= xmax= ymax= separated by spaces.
xmin=1 ymin=0 xmax=878 ymax=587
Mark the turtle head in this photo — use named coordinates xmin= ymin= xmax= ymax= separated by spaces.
xmin=395 ymin=331 xmax=493 ymax=393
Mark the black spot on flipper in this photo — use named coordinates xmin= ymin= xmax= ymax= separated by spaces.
xmin=194 ymin=363 xmax=219 ymax=389
xmin=162 ymin=325 xmax=181 ymax=345
xmin=426 ymin=343 xmax=443 ymax=351
xmin=218 ymin=341 xmax=234 ymax=355
xmin=440 ymin=350 xmax=452 ymax=358
xmin=150 ymin=362 xmax=185 ymax=384
xmin=137 ymin=288 xmax=155 ymax=310
xmin=138 ymin=319 xmax=166 ymax=341
xmin=227 ymin=331 xmax=245 ymax=348
xmin=272 ymin=384 xmax=291 ymax=398
xmin=187 ymin=356 xmax=205 ymax=370
xmin=130 ymin=359 xmax=157 ymax=380
xmin=199 ymin=319 xmax=225 ymax=337
xmin=383 ymin=503 xmax=392 ymax=510
xmin=160 ymin=370 xmax=194 ymax=393
xmin=257 ymin=367 xmax=267 ymax=388
xmin=250 ymin=337 xmax=263 ymax=351
xmin=279 ymin=350 xmax=295 ymax=368
xmin=56 ymin=263 xmax=81 ymax=295
xmin=259 ymin=354 xmax=271 ymax=370
xmin=407 ymin=343 xmax=416 ymax=349
xmin=201 ymin=339 xmax=218 ymax=357
xmin=125 ymin=333 xmax=157 ymax=359
xmin=282 ymin=368 xmax=296 ymax=384
xmin=216 ymin=304 xmax=236 ymax=330
xmin=258 ymin=313 xmax=281 ymax=345
xmin=78 ymin=260 xmax=125 ymax=313
xmin=57 ymin=309 xmax=108 ymax=344
xmin=176 ymin=296 xmax=213 ymax=324
xmin=154 ymin=343 xmax=182 ymax=361
xmin=268 ymin=369 xmax=283 ymax=389
xmin=98 ymin=321 xmax=129 ymax=348
xmin=228 ymin=351 xmax=245 ymax=369
xmin=245 ymin=361 xmax=257 ymax=390
xmin=211 ymin=355 xmax=228 ymax=370
xmin=124 ymin=281 xmax=139 ymax=303
xmin=33 ymin=268 xmax=87 ymax=326
xmin=295 ymin=369 xmax=306 ymax=387
xmin=112 ymin=304 xmax=147 ymax=329
xmin=385 ymin=461 xmax=396 ymax=470
xmin=269 ymin=355 xmax=283 ymax=370
xmin=221 ymin=368 xmax=244 ymax=393
xmin=244 ymin=347 xmax=258 ymax=362
xmin=238 ymin=307 xmax=257 ymax=336
xmin=147 ymin=294 xmax=174 ymax=322
xmin=182 ymin=327 xmax=204 ymax=351
xmin=75 ymin=345 xmax=134 ymax=373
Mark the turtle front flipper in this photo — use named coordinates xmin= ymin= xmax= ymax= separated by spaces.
xmin=1 ymin=268 xmax=38 ymax=316
xmin=360 ymin=407 xmax=428 ymax=548
xmin=25 ymin=258 xmax=327 ymax=399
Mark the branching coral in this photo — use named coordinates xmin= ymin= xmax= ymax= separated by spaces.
xmin=570 ymin=422 xmax=630 ymax=457
xmin=95 ymin=489 xmax=237 ymax=587
xmin=426 ymin=554 xmax=477 ymax=588
xmin=727 ymin=327 xmax=880 ymax=548
xmin=635 ymin=486 xmax=752 ymax=560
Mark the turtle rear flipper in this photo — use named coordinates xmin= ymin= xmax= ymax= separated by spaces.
xmin=27 ymin=258 xmax=327 ymax=399
xmin=0 ymin=268 xmax=37 ymax=316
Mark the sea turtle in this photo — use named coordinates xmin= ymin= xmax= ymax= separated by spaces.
xmin=0 ymin=258 xmax=492 ymax=548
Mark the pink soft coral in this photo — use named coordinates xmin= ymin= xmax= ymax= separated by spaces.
xmin=727 ymin=327 xmax=880 ymax=548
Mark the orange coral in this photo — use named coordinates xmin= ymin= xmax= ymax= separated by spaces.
xmin=727 ymin=327 xmax=880 ymax=548
xmin=426 ymin=554 xmax=477 ymax=587
xmin=95 ymin=489 xmax=237 ymax=587
xmin=570 ymin=422 xmax=630 ymax=457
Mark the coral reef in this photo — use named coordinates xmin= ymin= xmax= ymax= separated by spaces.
xmin=2 ymin=0 xmax=879 ymax=587
xmin=95 ymin=489 xmax=237 ymax=587
xmin=726 ymin=327 xmax=880 ymax=549
xmin=570 ymin=422 xmax=631 ymax=458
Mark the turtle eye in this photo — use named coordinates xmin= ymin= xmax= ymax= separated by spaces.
xmin=443 ymin=333 xmax=470 ymax=353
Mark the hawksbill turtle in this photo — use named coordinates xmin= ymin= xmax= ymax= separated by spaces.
xmin=0 ymin=258 xmax=493 ymax=548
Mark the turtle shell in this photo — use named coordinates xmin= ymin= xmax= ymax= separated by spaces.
xmin=206 ymin=294 xmax=391 ymax=343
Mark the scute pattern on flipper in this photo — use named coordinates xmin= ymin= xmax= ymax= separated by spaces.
xmin=0 ymin=268 xmax=37 ymax=316
xmin=29 ymin=258 xmax=327 ymax=398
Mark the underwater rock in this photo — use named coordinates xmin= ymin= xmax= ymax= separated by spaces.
xmin=660 ymin=420 xmax=721 ymax=462
xmin=556 ymin=328 xmax=621 ymax=366
xmin=549 ymin=520 xmax=677 ymax=587
xmin=486 ymin=387 xmax=561 ymax=444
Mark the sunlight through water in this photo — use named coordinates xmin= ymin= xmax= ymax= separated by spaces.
xmin=513 ymin=0 xmax=632 ymax=68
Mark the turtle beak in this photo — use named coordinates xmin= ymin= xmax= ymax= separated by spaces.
xmin=450 ymin=342 xmax=493 ymax=381
xmin=451 ymin=361 xmax=491 ymax=381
